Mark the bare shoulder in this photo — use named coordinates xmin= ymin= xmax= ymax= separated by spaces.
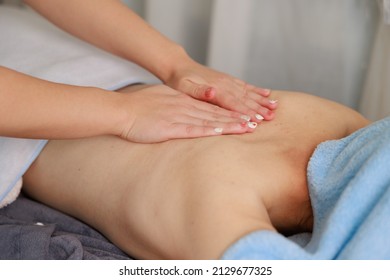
xmin=269 ymin=90 xmax=371 ymax=136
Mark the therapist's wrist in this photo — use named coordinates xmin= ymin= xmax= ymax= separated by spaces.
xmin=103 ymin=90 xmax=135 ymax=139
xmin=157 ymin=44 xmax=195 ymax=84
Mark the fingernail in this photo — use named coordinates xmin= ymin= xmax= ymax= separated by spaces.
xmin=255 ymin=114 xmax=264 ymax=121
xmin=240 ymin=115 xmax=251 ymax=122
xmin=247 ymin=122 xmax=257 ymax=129
xmin=214 ymin=127 xmax=223 ymax=133
xmin=269 ymin=99 xmax=278 ymax=104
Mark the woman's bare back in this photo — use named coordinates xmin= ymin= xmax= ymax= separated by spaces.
xmin=23 ymin=87 xmax=369 ymax=259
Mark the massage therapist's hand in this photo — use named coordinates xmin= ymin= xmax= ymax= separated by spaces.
xmin=23 ymin=1 xmax=276 ymax=123
xmin=118 ymin=85 xmax=255 ymax=143
xmin=165 ymin=59 xmax=278 ymax=122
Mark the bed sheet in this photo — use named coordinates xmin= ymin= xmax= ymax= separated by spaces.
xmin=0 ymin=193 xmax=131 ymax=260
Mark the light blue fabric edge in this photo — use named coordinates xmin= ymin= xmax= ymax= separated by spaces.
xmin=0 ymin=139 xmax=48 ymax=203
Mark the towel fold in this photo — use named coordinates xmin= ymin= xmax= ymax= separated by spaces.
xmin=222 ymin=116 xmax=390 ymax=259
xmin=306 ymin=116 xmax=390 ymax=259
xmin=0 ymin=139 xmax=47 ymax=208
xmin=0 ymin=5 xmax=159 ymax=208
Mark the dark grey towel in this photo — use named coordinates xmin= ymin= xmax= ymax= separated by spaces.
xmin=0 ymin=194 xmax=131 ymax=260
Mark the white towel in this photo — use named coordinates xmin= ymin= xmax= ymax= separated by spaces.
xmin=0 ymin=5 xmax=159 ymax=208
xmin=0 ymin=138 xmax=47 ymax=208
xmin=0 ymin=5 xmax=159 ymax=89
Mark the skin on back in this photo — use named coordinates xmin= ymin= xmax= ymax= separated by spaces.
xmin=23 ymin=88 xmax=370 ymax=259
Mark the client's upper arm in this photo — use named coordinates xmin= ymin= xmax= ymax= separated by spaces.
xmin=345 ymin=108 xmax=371 ymax=135
xmin=274 ymin=90 xmax=371 ymax=137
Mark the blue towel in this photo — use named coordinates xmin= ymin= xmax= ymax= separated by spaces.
xmin=222 ymin=116 xmax=390 ymax=259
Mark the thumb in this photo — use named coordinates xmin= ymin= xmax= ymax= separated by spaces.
xmin=180 ymin=79 xmax=216 ymax=101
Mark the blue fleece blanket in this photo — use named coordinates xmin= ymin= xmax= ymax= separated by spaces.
xmin=222 ymin=116 xmax=390 ymax=259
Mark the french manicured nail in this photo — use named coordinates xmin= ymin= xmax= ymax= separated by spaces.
xmin=264 ymin=89 xmax=271 ymax=94
xmin=255 ymin=114 xmax=264 ymax=121
xmin=240 ymin=115 xmax=251 ymax=122
xmin=214 ymin=127 xmax=223 ymax=133
xmin=248 ymin=122 xmax=257 ymax=129
xmin=269 ymin=99 xmax=278 ymax=104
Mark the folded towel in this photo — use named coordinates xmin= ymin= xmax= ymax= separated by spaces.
xmin=306 ymin=115 xmax=390 ymax=259
xmin=0 ymin=5 xmax=159 ymax=208
xmin=222 ymin=116 xmax=390 ymax=259
xmin=0 ymin=139 xmax=46 ymax=208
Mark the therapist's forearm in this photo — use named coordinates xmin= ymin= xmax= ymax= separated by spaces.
xmin=23 ymin=0 xmax=191 ymax=83
xmin=0 ymin=66 xmax=124 ymax=140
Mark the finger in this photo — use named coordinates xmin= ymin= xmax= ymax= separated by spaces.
xmin=184 ymin=109 xmax=246 ymax=124
xmin=233 ymin=87 xmax=277 ymax=121
xmin=186 ymin=97 xmax=243 ymax=119
xmin=245 ymin=90 xmax=279 ymax=110
xmin=248 ymin=85 xmax=271 ymax=97
xmin=240 ymin=97 xmax=276 ymax=122
xmin=166 ymin=121 xmax=254 ymax=140
xmin=177 ymin=115 xmax=248 ymax=130
xmin=203 ymin=82 xmax=261 ymax=118
xmin=179 ymin=79 xmax=216 ymax=101
xmin=234 ymin=80 xmax=271 ymax=97
xmin=212 ymin=94 xmax=264 ymax=122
